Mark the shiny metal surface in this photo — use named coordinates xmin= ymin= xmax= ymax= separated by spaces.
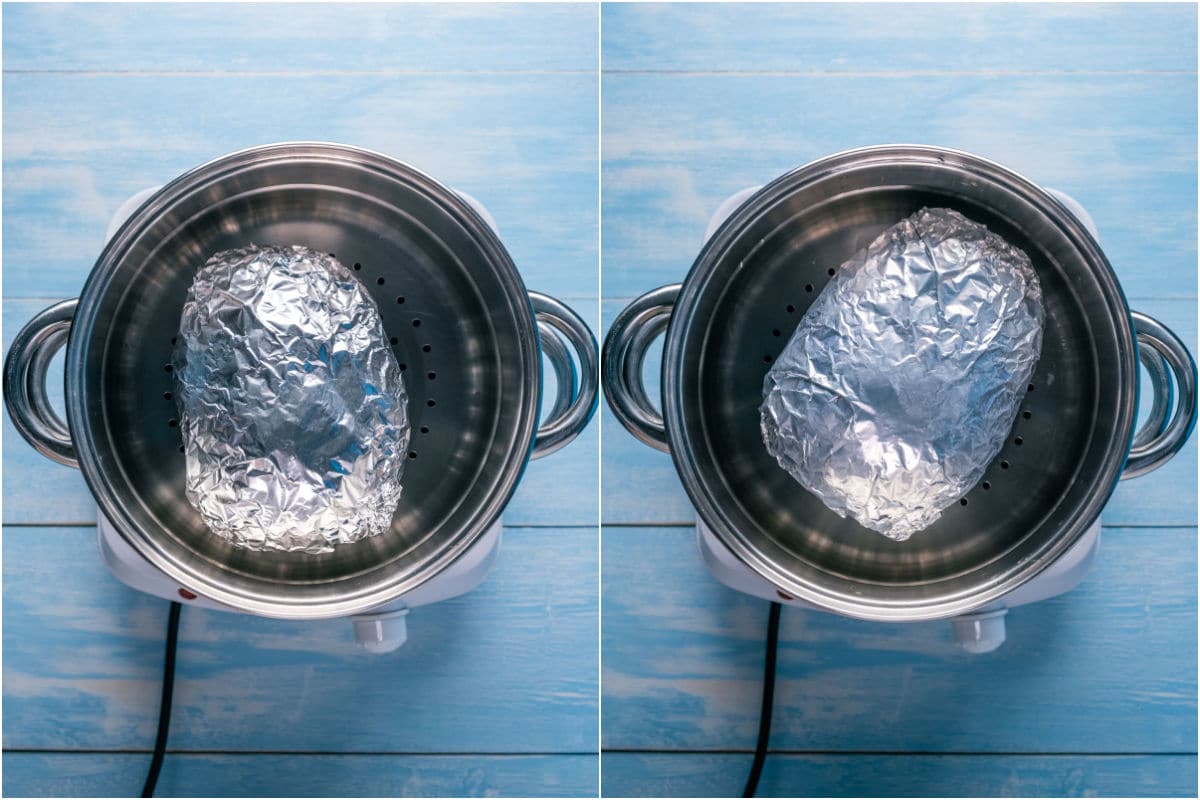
xmin=3 ymin=299 xmax=79 ymax=467
xmin=7 ymin=142 xmax=597 ymax=619
xmin=173 ymin=244 xmax=411 ymax=554
xmin=1131 ymin=342 xmax=1172 ymax=451
xmin=602 ymin=284 xmax=678 ymax=452
xmin=760 ymin=207 xmax=1046 ymax=540
xmin=1124 ymin=312 xmax=1197 ymax=478
xmin=539 ymin=324 xmax=575 ymax=427
xmin=604 ymin=145 xmax=1196 ymax=621
xmin=529 ymin=292 xmax=599 ymax=460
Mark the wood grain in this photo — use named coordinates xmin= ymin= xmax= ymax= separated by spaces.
xmin=601 ymin=526 xmax=1197 ymax=754
xmin=2 ymin=73 xmax=598 ymax=302
xmin=3 ymin=752 xmax=598 ymax=798
xmin=7 ymin=3 xmax=1198 ymax=797
xmin=602 ymin=3 xmax=1196 ymax=74
xmin=601 ymin=74 xmax=1196 ymax=301
xmin=3 ymin=526 xmax=598 ymax=754
xmin=601 ymin=753 xmax=1197 ymax=798
xmin=0 ymin=4 xmax=603 ymax=797
xmin=599 ymin=5 xmax=1197 ymax=794
xmin=4 ymin=3 xmax=598 ymax=73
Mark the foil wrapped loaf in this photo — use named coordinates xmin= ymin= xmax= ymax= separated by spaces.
xmin=173 ymin=245 xmax=410 ymax=553
xmin=760 ymin=208 xmax=1044 ymax=540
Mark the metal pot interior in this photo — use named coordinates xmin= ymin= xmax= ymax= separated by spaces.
xmin=70 ymin=146 xmax=538 ymax=615
xmin=668 ymin=149 xmax=1134 ymax=617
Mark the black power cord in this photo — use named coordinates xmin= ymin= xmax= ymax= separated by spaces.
xmin=743 ymin=601 xmax=782 ymax=798
xmin=142 ymin=601 xmax=182 ymax=798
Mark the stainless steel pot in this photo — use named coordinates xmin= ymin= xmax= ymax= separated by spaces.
xmin=5 ymin=142 xmax=598 ymax=619
xmin=604 ymin=145 xmax=1195 ymax=621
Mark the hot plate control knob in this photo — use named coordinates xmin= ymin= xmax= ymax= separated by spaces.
xmin=951 ymin=607 xmax=1008 ymax=654
xmin=351 ymin=607 xmax=410 ymax=654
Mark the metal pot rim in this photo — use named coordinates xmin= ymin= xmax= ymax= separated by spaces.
xmin=66 ymin=142 xmax=542 ymax=619
xmin=662 ymin=144 xmax=1137 ymax=621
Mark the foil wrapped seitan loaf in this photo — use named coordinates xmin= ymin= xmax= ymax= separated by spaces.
xmin=173 ymin=244 xmax=410 ymax=553
xmin=760 ymin=208 xmax=1044 ymax=540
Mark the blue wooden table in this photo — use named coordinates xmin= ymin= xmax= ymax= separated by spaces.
xmin=2 ymin=4 xmax=599 ymax=797
xmin=6 ymin=3 xmax=1198 ymax=798
xmin=600 ymin=3 xmax=1197 ymax=797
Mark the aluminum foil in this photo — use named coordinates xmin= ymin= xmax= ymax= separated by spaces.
xmin=760 ymin=208 xmax=1044 ymax=540
xmin=173 ymin=245 xmax=410 ymax=553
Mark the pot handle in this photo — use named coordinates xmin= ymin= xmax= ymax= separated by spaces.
xmin=529 ymin=292 xmax=598 ymax=460
xmin=1122 ymin=311 xmax=1197 ymax=479
xmin=3 ymin=299 xmax=80 ymax=467
xmin=601 ymin=284 xmax=680 ymax=453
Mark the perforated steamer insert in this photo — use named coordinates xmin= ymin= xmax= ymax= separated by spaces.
xmin=604 ymin=145 xmax=1196 ymax=644
xmin=5 ymin=143 xmax=599 ymax=634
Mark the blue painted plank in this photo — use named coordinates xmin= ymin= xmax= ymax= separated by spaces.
xmin=2 ymin=296 xmax=599 ymax=526
xmin=600 ymin=297 xmax=1197 ymax=527
xmin=601 ymin=526 xmax=1197 ymax=753
xmin=4 ymin=3 xmax=598 ymax=73
xmin=2 ymin=72 xmax=598 ymax=302
xmin=602 ymin=3 xmax=1197 ymax=73
xmin=601 ymin=752 xmax=1198 ymax=798
xmin=3 ymin=752 xmax=597 ymax=798
xmin=601 ymin=73 xmax=1196 ymax=301
xmin=3 ymin=526 xmax=598 ymax=753
xmin=1 ymin=1 xmax=602 ymax=788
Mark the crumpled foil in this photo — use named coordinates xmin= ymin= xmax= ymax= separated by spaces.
xmin=173 ymin=245 xmax=410 ymax=553
xmin=760 ymin=208 xmax=1044 ymax=540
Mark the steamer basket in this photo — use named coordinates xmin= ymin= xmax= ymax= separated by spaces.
xmin=604 ymin=145 xmax=1195 ymax=621
xmin=5 ymin=143 xmax=598 ymax=619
